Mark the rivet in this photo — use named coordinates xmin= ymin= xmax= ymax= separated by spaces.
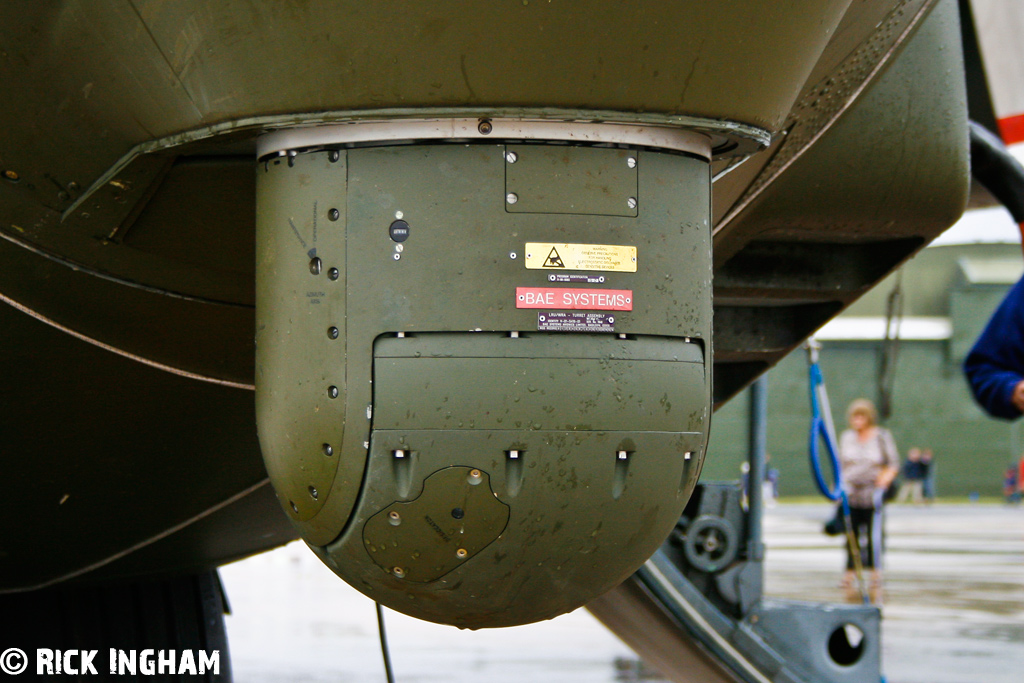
xmin=2 ymin=170 xmax=19 ymax=182
xmin=505 ymin=151 xmax=518 ymax=164
xmin=509 ymin=252 xmax=517 ymax=260
xmin=456 ymin=548 xmax=468 ymax=559
xmin=395 ymin=243 xmax=404 ymax=253
xmin=395 ymin=211 xmax=404 ymax=219
xmin=392 ymin=566 xmax=406 ymax=579
xmin=328 ymin=326 xmax=339 ymax=339
xmin=627 ymin=197 xmax=638 ymax=209
xmin=322 ymin=443 xmax=333 ymax=456
xmin=467 ymin=469 xmax=482 ymax=485
xmin=389 ymin=511 xmax=401 ymax=526
xmin=328 ymin=267 xmax=339 ymax=280
xmin=328 ymin=150 xmax=340 ymax=163
xmin=328 ymin=208 xmax=340 ymax=221
xmin=393 ymin=253 xmax=401 ymax=261
xmin=627 ymin=157 xmax=637 ymax=169
xmin=451 ymin=507 xmax=465 ymax=520
xmin=506 ymin=193 xmax=518 ymax=205
xmin=309 ymin=257 xmax=322 ymax=275
xmin=327 ymin=385 xmax=339 ymax=399
xmin=478 ymin=119 xmax=493 ymax=135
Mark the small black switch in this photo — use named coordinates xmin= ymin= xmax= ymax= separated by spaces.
xmin=389 ymin=220 xmax=410 ymax=242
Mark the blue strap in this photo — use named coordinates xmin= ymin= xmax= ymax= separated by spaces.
xmin=808 ymin=362 xmax=842 ymax=502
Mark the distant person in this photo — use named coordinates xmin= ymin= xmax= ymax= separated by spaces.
xmin=920 ymin=448 xmax=936 ymax=502
xmin=896 ymin=448 xmax=925 ymax=504
xmin=964 ymin=277 xmax=1024 ymax=419
xmin=839 ymin=399 xmax=900 ymax=603
xmin=1004 ymin=464 xmax=1020 ymax=505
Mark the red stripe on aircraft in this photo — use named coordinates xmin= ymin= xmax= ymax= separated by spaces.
xmin=998 ymin=113 xmax=1024 ymax=145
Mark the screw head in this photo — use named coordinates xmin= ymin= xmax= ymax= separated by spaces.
xmin=393 ymin=252 xmax=401 ymax=261
xmin=456 ymin=548 xmax=468 ymax=559
xmin=328 ymin=267 xmax=339 ymax=280
xmin=327 ymin=385 xmax=339 ymax=399
xmin=509 ymin=252 xmax=517 ymax=260
xmin=392 ymin=567 xmax=406 ymax=579
xmin=3 ymin=170 xmax=20 ymax=182
xmin=328 ymin=150 xmax=340 ymax=162
xmin=478 ymin=119 xmax=493 ymax=135
xmin=322 ymin=443 xmax=333 ymax=456
xmin=627 ymin=157 xmax=637 ymax=168
xmin=309 ymin=257 xmax=322 ymax=275
xmin=627 ymin=197 xmax=638 ymax=209
xmin=505 ymin=151 xmax=518 ymax=164
xmin=506 ymin=193 xmax=518 ymax=205
xmin=328 ymin=208 xmax=340 ymax=221
xmin=328 ymin=326 xmax=339 ymax=339
xmin=395 ymin=243 xmax=404 ymax=253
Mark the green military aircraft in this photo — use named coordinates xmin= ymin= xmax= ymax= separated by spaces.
xmin=1 ymin=0 xmax=1013 ymax=680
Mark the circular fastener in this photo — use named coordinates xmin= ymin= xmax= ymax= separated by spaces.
xmin=627 ymin=156 xmax=637 ymax=168
xmin=308 ymin=485 xmax=318 ymax=500
xmin=510 ymin=252 xmax=517 ymax=260
xmin=451 ymin=507 xmax=465 ymax=520
xmin=467 ymin=469 xmax=483 ymax=485
xmin=505 ymin=151 xmax=518 ymax=164
xmin=388 ymin=511 xmax=402 ymax=526
xmin=327 ymin=385 xmax=339 ymax=399
xmin=395 ymin=211 xmax=404 ymax=219
xmin=506 ymin=193 xmax=518 ymax=205
xmin=627 ymin=197 xmax=638 ymax=209
xmin=328 ymin=150 xmax=340 ymax=163
xmin=309 ymin=257 xmax=322 ymax=275
xmin=2 ymin=170 xmax=19 ymax=182
xmin=322 ymin=443 xmax=334 ymax=456
xmin=328 ymin=208 xmax=340 ymax=221
xmin=328 ymin=326 xmax=340 ymax=339
xmin=393 ymin=253 xmax=401 ymax=261
xmin=392 ymin=567 xmax=406 ymax=579
xmin=478 ymin=119 xmax=493 ymax=135
xmin=683 ymin=515 xmax=739 ymax=573
xmin=389 ymin=219 xmax=410 ymax=242
xmin=328 ymin=267 xmax=340 ymax=281
xmin=456 ymin=548 xmax=468 ymax=559
xmin=395 ymin=243 xmax=404 ymax=253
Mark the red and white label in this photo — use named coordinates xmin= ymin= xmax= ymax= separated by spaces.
xmin=515 ymin=287 xmax=632 ymax=311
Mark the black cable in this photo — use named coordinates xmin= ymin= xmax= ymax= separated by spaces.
xmin=375 ymin=602 xmax=396 ymax=683
xmin=969 ymin=120 xmax=1024 ymax=223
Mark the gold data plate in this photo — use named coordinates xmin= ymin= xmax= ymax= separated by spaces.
xmin=524 ymin=243 xmax=637 ymax=272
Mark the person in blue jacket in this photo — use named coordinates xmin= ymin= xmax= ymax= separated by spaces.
xmin=964 ymin=276 xmax=1024 ymax=419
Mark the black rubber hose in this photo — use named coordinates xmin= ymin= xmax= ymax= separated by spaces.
xmin=970 ymin=120 xmax=1024 ymax=223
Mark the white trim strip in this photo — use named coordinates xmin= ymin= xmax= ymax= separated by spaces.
xmin=257 ymin=118 xmax=712 ymax=160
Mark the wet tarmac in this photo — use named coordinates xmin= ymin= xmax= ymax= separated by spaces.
xmin=220 ymin=503 xmax=1024 ymax=682
xmin=763 ymin=503 xmax=1024 ymax=683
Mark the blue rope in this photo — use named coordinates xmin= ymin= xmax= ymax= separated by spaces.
xmin=808 ymin=362 xmax=843 ymax=502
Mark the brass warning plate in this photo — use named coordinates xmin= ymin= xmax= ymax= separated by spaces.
xmin=524 ymin=243 xmax=637 ymax=273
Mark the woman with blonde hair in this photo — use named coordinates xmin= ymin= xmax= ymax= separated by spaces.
xmin=839 ymin=398 xmax=899 ymax=602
